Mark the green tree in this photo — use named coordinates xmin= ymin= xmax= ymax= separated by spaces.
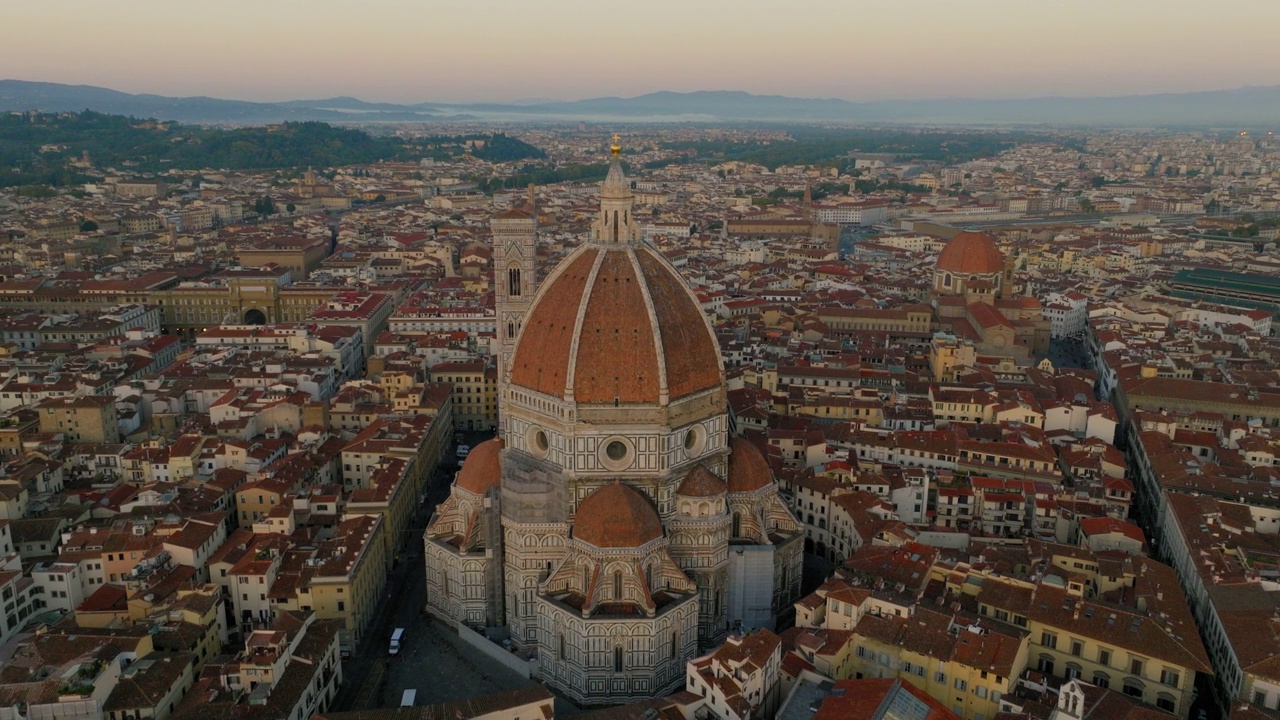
xmin=286 ymin=203 xmax=296 ymax=213
xmin=1090 ymin=176 xmax=1108 ymax=189
xmin=16 ymin=184 xmax=57 ymax=198
xmin=78 ymin=220 xmax=98 ymax=232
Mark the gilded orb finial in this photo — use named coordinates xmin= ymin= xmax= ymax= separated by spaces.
xmin=611 ymin=133 xmax=621 ymax=156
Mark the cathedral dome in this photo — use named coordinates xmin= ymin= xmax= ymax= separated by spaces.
xmin=727 ymin=437 xmax=773 ymax=493
xmin=573 ymin=482 xmax=664 ymax=548
xmin=936 ymin=231 xmax=1004 ymax=275
xmin=455 ymin=437 xmax=503 ymax=495
xmin=509 ymin=244 xmax=722 ymax=406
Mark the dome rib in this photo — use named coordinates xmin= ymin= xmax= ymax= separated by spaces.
xmin=628 ymin=246 xmax=670 ymax=404
xmin=510 ymin=244 xmax=721 ymax=407
xmin=570 ymin=248 xmax=660 ymax=404
xmin=510 ymin=247 xmax=599 ymax=398
xmin=633 ymin=247 xmax=723 ymax=400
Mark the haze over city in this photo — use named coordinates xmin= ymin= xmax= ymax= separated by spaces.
xmin=4 ymin=0 xmax=1280 ymax=103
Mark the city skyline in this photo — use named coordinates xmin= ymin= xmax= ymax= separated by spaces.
xmin=4 ymin=0 xmax=1279 ymax=104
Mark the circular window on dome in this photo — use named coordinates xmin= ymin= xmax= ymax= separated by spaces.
xmin=682 ymin=424 xmax=707 ymax=458
xmin=598 ymin=436 xmax=634 ymax=471
xmin=525 ymin=426 xmax=551 ymax=459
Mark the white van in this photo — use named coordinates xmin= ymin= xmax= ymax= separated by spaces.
xmin=401 ymin=689 xmax=417 ymax=707
xmin=456 ymin=444 xmax=471 ymax=460
xmin=388 ymin=627 xmax=405 ymax=655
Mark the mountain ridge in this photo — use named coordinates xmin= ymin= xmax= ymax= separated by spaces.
xmin=2 ymin=79 xmax=1278 ymax=126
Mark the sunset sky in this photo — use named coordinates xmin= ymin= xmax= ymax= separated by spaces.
xmin=4 ymin=0 xmax=1277 ymax=104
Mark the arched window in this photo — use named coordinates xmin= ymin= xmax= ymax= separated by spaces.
xmin=613 ymin=570 xmax=623 ymax=600
xmin=558 ymin=633 xmax=565 ymax=659
xmin=671 ymin=631 xmax=678 ymax=659
xmin=944 ymin=273 xmax=953 ymax=287
xmin=612 ymin=211 xmax=619 ymax=242
xmin=507 ymin=322 xmax=515 ymax=339
xmin=732 ymin=512 xmax=742 ymax=537
xmin=1093 ymin=671 xmax=1110 ymax=689
xmin=508 ymin=267 xmax=521 ymax=296
xmin=614 ymin=645 xmax=623 ymax=672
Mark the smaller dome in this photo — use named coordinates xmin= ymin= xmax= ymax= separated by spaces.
xmin=676 ymin=466 xmax=726 ymax=498
xmin=573 ymin=482 xmax=663 ymax=548
xmin=727 ymin=437 xmax=773 ymax=493
xmin=455 ymin=438 xmax=503 ymax=495
xmin=936 ymin=231 xmax=1004 ymax=275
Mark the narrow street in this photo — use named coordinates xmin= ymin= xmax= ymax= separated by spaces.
xmin=329 ymin=434 xmax=574 ymax=713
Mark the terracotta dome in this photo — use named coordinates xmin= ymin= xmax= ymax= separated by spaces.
xmin=936 ymin=231 xmax=1004 ymax=275
xmin=573 ymin=482 xmax=664 ymax=548
xmin=727 ymin=437 xmax=773 ymax=493
xmin=510 ymin=244 xmax=722 ymax=406
xmin=455 ymin=438 xmax=503 ymax=495
xmin=676 ymin=466 xmax=726 ymax=498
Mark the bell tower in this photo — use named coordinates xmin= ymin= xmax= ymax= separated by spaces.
xmin=492 ymin=191 xmax=538 ymax=437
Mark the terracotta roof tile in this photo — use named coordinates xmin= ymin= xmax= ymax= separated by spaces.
xmin=573 ymin=482 xmax=662 ymax=548
xmin=727 ymin=437 xmax=773 ymax=493
xmin=937 ymin=231 xmax=1004 ymax=275
xmin=676 ymin=466 xmax=726 ymax=498
xmin=455 ymin=437 xmax=503 ymax=495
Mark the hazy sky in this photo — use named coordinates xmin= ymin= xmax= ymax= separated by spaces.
xmin=4 ymin=0 xmax=1278 ymax=103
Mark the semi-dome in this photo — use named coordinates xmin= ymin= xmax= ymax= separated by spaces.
xmin=509 ymin=244 xmax=722 ymax=406
xmin=936 ymin=231 xmax=1004 ymax=275
xmin=573 ymin=482 xmax=664 ymax=548
xmin=455 ymin=437 xmax=503 ymax=494
xmin=727 ymin=437 xmax=773 ymax=493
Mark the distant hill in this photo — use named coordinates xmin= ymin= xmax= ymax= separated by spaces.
xmin=498 ymin=88 xmax=1280 ymax=126
xmin=0 ymin=80 xmax=444 ymax=124
xmin=0 ymin=110 xmax=545 ymax=187
xmin=2 ymin=79 xmax=1279 ymax=126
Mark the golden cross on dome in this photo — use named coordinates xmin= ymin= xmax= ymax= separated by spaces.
xmin=611 ymin=133 xmax=621 ymax=156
